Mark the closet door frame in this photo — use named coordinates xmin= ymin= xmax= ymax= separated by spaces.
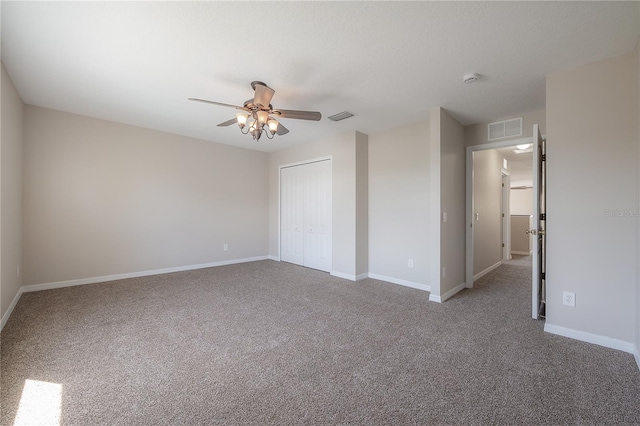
xmin=278 ymin=156 xmax=332 ymax=269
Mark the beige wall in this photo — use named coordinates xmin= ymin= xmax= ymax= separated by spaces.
xmin=368 ymin=121 xmax=431 ymax=285
xmin=355 ymin=132 xmax=369 ymax=276
xmin=510 ymin=188 xmax=533 ymax=215
xmin=465 ymin=109 xmax=546 ymax=147
xmin=1 ymin=64 xmax=24 ymax=318
xmin=268 ymin=131 xmax=366 ymax=278
xmin=510 ymin=215 xmax=532 ymax=254
xmin=636 ymin=47 xmax=640 ymax=365
xmin=546 ymin=51 xmax=638 ymax=344
xmin=439 ymin=109 xmax=466 ymax=295
xmin=23 ymin=106 xmax=269 ymax=285
xmin=472 ymin=149 xmax=502 ymax=275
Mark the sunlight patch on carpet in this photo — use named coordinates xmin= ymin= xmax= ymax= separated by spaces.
xmin=14 ymin=379 xmax=62 ymax=426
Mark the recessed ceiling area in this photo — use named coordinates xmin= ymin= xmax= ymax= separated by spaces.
xmin=1 ymin=1 xmax=639 ymax=152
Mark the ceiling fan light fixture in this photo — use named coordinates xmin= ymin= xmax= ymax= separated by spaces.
xmin=236 ymin=112 xmax=248 ymax=129
xmin=256 ymin=110 xmax=269 ymax=125
xmin=516 ymin=143 xmax=531 ymax=150
xmin=190 ymin=81 xmax=321 ymax=141
xmin=267 ymin=119 xmax=279 ymax=135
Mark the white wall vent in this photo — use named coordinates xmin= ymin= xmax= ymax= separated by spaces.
xmin=488 ymin=117 xmax=523 ymax=141
xmin=328 ymin=111 xmax=355 ymax=122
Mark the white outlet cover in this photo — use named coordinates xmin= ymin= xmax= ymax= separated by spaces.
xmin=563 ymin=291 xmax=576 ymax=307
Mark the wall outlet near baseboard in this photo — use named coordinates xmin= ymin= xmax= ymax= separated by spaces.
xmin=223 ymin=244 xmax=228 ymax=251
xmin=563 ymin=291 xmax=576 ymax=307
xmin=408 ymin=259 xmax=414 ymax=268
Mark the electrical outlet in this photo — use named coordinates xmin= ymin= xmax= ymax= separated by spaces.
xmin=563 ymin=291 xmax=576 ymax=307
xmin=223 ymin=244 xmax=228 ymax=251
xmin=408 ymin=259 xmax=414 ymax=268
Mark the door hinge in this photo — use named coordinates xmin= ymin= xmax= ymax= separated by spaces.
xmin=540 ymin=213 xmax=546 ymax=220
xmin=502 ymin=243 xmax=505 ymax=248
xmin=502 ymin=213 xmax=504 ymax=217
xmin=541 ymin=272 xmax=545 ymax=280
xmin=502 ymin=183 xmax=505 ymax=187
xmin=541 ymin=154 xmax=546 ymax=161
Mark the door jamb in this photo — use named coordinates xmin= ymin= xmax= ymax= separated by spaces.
xmin=465 ymin=137 xmax=532 ymax=288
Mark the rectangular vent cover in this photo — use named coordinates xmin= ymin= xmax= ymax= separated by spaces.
xmin=328 ymin=111 xmax=355 ymax=122
xmin=488 ymin=117 xmax=523 ymax=141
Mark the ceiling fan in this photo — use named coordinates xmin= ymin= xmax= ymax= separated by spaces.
xmin=189 ymin=81 xmax=322 ymax=141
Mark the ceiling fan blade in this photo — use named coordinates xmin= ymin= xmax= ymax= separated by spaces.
xmin=273 ymin=109 xmax=322 ymax=121
xmin=276 ymin=122 xmax=289 ymax=136
xmin=188 ymin=98 xmax=246 ymax=110
xmin=217 ymin=118 xmax=237 ymax=127
xmin=253 ymin=84 xmax=275 ymax=108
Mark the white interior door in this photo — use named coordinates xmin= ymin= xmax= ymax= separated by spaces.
xmin=303 ymin=160 xmax=332 ymax=272
xmin=280 ymin=166 xmax=304 ymax=266
xmin=531 ymin=124 xmax=545 ymax=319
xmin=280 ymin=160 xmax=332 ymax=272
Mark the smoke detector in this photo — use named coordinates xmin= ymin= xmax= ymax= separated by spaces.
xmin=463 ymin=73 xmax=480 ymax=84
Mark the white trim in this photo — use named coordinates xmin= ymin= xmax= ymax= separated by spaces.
xmin=635 ymin=348 xmax=640 ymax=372
xmin=279 ymin=156 xmax=333 ymax=170
xmin=330 ymin=271 xmax=356 ymax=281
xmin=1 ymin=288 xmax=25 ymax=331
xmin=267 ymin=255 xmax=280 ymax=261
xmin=544 ymin=323 xmax=637 ymax=355
xmin=439 ymin=282 xmax=467 ymax=303
xmin=21 ymin=256 xmax=270 ymax=293
xmin=473 ymin=260 xmax=502 ymax=281
xmin=511 ymin=250 xmax=533 ymax=256
xmin=367 ymin=273 xmax=431 ymax=293
xmin=466 ymin=137 xmax=534 ymax=289
xmin=429 ymin=294 xmax=442 ymax=303
xmin=355 ymin=273 xmax=369 ymax=281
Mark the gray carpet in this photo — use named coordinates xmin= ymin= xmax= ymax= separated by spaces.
xmin=1 ymin=260 xmax=639 ymax=425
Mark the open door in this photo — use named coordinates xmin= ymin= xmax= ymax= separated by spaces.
xmin=529 ymin=124 xmax=546 ymax=319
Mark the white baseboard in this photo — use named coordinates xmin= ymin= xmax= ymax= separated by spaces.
xmin=635 ymin=347 xmax=640 ymax=372
xmin=355 ymin=273 xmax=369 ymax=281
xmin=367 ymin=273 xmax=431 ymax=293
xmin=544 ymin=323 xmax=637 ymax=356
xmin=330 ymin=271 xmax=356 ymax=281
xmin=267 ymin=255 xmax=280 ymax=261
xmin=21 ymin=256 xmax=270 ymax=293
xmin=473 ymin=261 xmax=502 ymax=281
xmin=2 ymin=256 xmax=270 ymax=331
xmin=511 ymin=250 xmax=532 ymax=256
xmin=1 ymin=288 xmax=25 ymax=332
xmin=439 ymin=282 xmax=467 ymax=303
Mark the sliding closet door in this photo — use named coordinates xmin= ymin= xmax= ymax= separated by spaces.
xmin=303 ymin=160 xmax=332 ymax=272
xmin=280 ymin=160 xmax=332 ymax=272
xmin=280 ymin=165 xmax=304 ymax=266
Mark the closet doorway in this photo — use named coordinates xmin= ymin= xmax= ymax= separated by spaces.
xmin=280 ymin=159 xmax=332 ymax=272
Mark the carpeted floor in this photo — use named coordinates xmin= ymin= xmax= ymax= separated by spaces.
xmin=1 ymin=260 xmax=639 ymax=425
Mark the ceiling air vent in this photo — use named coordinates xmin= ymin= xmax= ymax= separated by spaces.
xmin=488 ymin=117 xmax=523 ymax=141
xmin=328 ymin=111 xmax=355 ymax=122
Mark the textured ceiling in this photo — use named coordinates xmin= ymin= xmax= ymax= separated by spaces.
xmin=2 ymin=2 xmax=639 ymax=152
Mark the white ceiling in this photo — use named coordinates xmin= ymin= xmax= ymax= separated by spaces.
xmin=2 ymin=2 xmax=639 ymax=152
